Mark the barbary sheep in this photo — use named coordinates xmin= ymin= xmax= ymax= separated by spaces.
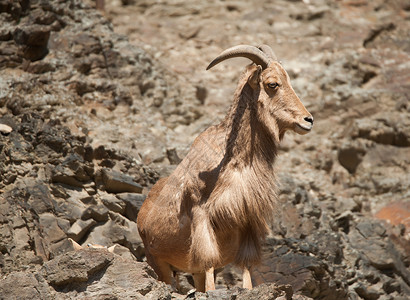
xmin=137 ymin=44 xmax=314 ymax=292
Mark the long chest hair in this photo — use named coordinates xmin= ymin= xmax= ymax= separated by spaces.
xmin=206 ymin=71 xmax=279 ymax=237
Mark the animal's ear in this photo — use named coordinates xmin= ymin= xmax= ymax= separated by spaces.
xmin=248 ymin=65 xmax=262 ymax=90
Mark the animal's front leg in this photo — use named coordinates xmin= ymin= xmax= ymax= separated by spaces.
xmin=242 ymin=266 xmax=252 ymax=289
xmin=193 ymin=272 xmax=205 ymax=292
xmin=205 ymin=267 xmax=215 ymax=291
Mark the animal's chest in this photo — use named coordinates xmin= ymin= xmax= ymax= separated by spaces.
xmin=214 ymin=229 xmax=241 ymax=265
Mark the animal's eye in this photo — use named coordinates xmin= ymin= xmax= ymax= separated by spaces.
xmin=267 ymin=82 xmax=279 ymax=89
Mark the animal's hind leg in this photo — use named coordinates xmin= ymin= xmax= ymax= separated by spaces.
xmin=145 ymin=250 xmax=174 ymax=287
xmin=155 ymin=259 xmax=174 ymax=286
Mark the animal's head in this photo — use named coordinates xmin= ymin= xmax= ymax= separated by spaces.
xmin=207 ymin=45 xmax=313 ymax=139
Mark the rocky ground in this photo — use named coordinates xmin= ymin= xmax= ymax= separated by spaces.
xmin=0 ymin=0 xmax=409 ymax=299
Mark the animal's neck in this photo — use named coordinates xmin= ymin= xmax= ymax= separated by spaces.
xmin=208 ymin=81 xmax=278 ymax=236
xmin=221 ymin=82 xmax=278 ymax=171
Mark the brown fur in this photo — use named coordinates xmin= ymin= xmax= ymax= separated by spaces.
xmin=137 ymin=61 xmax=313 ymax=291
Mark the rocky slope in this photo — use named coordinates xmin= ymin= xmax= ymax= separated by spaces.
xmin=0 ymin=0 xmax=409 ymax=299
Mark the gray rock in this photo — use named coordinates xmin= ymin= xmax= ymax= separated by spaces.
xmin=0 ymin=249 xmax=170 ymax=299
xmin=81 ymin=218 xmax=124 ymax=247
xmin=101 ymin=168 xmax=143 ymax=193
xmin=57 ymin=196 xmax=89 ymax=223
xmin=353 ymin=283 xmax=382 ymax=300
xmin=253 ymin=238 xmax=347 ymax=299
xmin=41 ymin=249 xmax=114 ymax=286
xmin=13 ymin=24 xmax=50 ymax=61
xmin=82 ymin=205 xmax=110 ymax=222
xmin=0 ymin=271 xmax=50 ymax=300
xmin=337 ymin=139 xmax=370 ymax=174
xmin=232 ymin=283 xmax=294 ymax=300
xmin=67 ymin=219 xmax=97 ymax=242
xmin=108 ymin=244 xmax=136 ymax=261
xmin=0 ymin=123 xmax=12 ymax=134
xmin=100 ymin=191 xmax=126 ymax=213
xmin=39 ymin=213 xmax=67 ymax=244
xmin=116 ymin=192 xmax=146 ymax=221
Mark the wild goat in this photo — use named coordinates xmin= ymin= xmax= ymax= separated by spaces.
xmin=137 ymin=44 xmax=313 ymax=292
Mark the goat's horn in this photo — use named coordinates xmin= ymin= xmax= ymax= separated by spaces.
xmin=206 ymin=45 xmax=271 ymax=70
xmin=257 ymin=44 xmax=277 ymax=61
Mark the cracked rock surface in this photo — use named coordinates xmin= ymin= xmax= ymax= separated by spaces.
xmin=0 ymin=0 xmax=409 ymax=299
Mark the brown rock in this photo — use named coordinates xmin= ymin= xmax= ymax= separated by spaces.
xmin=375 ymin=201 xmax=410 ymax=229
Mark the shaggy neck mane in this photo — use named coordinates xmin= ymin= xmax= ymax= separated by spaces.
xmin=207 ymin=68 xmax=279 ymax=236
xmin=221 ymin=69 xmax=279 ymax=170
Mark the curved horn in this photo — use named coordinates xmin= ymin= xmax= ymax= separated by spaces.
xmin=257 ymin=44 xmax=277 ymax=61
xmin=206 ymin=45 xmax=271 ymax=70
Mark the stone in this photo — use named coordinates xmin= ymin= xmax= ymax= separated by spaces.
xmin=82 ymin=219 xmax=125 ymax=248
xmin=13 ymin=226 xmax=30 ymax=251
xmin=52 ymin=154 xmax=93 ymax=187
xmin=39 ymin=213 xmax=67 ymax=244
xmin=353 ymin=283 xmax=382 ymax=300
xmin=49 ymin=238 xmax=79 ymax=258
xmin=24 ymin=60 xmax=55 ymax=74
xmin=101 ymin=168 xmax=143 ymax=194
xmin=356 ymin=221 xmax=386 ymax=239
xmin=108 ymin=244 xmax=136 ymax=261
xmin=337 ymin=139 xmax=369 ymax=174
xmin=0 ymin=271 xmax=48 ymax=300
xmin=13 ymin=25 xmax=50 ymax=47
xmin=116 ymin=192 xmax=146 ymax=221
xmin=41 ymin=249 xmax=114 ymax=286
xmin=24 ymin=181 xmax=56 ymax=215
xmin=56 ymin=200 xmax=86 ymax=225
xmin=122 ymin=219 xmax=145 ymax=260
xmin=67 ymin=219 xmax=97 ymax=242
xmin=166 ymin=147 xmax=182 ymax=165
xmin=82 ymin=205 xmax=110 ymax=222
xmin=0 ymin=123 xmax=12 ymax=134
xmin=32 ymin=234 xmax=50 ymax=262
xmin=375 ymin=201 xmax=410 ymax=228
xmin=253 ymin=237 xmax=348 ymax=299
xmin=51 ymin=165 xmax=84 ymax=187
xmin=13 ymin=24 xmax=50 ymax=61
xmin=86 ymin=258 xmax=165 ymax=298
xmin=232 ymin=283 xmax=295 ymax=300
xmin=0 ymin=250 xmax=170 ymax=299
xmin=100 ymin=191 xmax=126 ymax=214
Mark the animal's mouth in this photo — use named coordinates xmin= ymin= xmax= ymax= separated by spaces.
xmin=295 ymin=123 xmax=312 ymax=134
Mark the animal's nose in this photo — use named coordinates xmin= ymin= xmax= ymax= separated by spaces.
xmin=304 ymin=116 xmax=314 ymax=124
